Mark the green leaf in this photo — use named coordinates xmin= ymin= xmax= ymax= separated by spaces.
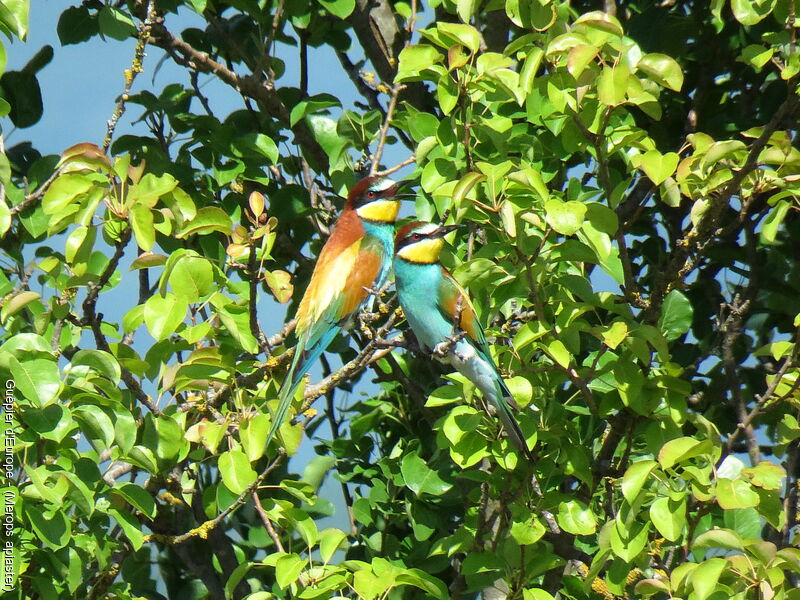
xmin=505 ymin=0 xmax=557 ymax=30
xmin=657 ymin=290 xmax=693 ymax=341
xmin=218 ymin=449 xmax=258 ymax=495
xmin=70 ymin=349 xmax=121 ymax=384
xmin=400 ymin=451 xmax=452 ymax=496
xmin=22 ymin=404 xmax=73 ymax=442
xmin=318 ymin=0 xmax=355 ymax=19
xmin=741 ymin=44 xmax=774 ymax=69
xmin=57 ymin=6 xmax=98 ymax=45
xmin=456 ymin=0 xmax=478 ymax=23
xmin=41 ymin=173 xmax=93 ymax=215
xmin=302 ymin=455 xmax=336 ymax=491
xmin=649 ymin=496 xmax=686 ymax=541
xmin=610 ymin=520 xmax=650 ymax=562
xmin=151 ymin=415 xmax=186 ymax=462
xmin=24 ymin=504 xmax=70 ymax=549
xmin=731 ymin=0 xmax=775 ymax=25
xmin=319 ymin=527 xmax=348 ymax=563
xmin=169 ymin=254 xmax=214 ymax=299
xmin=176 ymin=206 xmax=232 ymax=238
xmin=437 ymin=22 xmax=481 ymax=52
xmin=395 ymin=569 xmax=448 ymax=599
xmin=289 ymin=93 xmax=341 ymax=126
xmin=397 ymin=45 xmax=441 ymax=81
xmin=544 ymin=199 xmax=586 ymax=236
xmin=574 ymin=10 xmax=624 ymax=36
xmin=567 ymin=44 xmax=599 ymax=78
xmin=690 ymin=558 xmax=727 ymax=600
xmin=213 ymin=301 xmax=259 ymax=354
xmin=143 ymin=293 xmax=187 ymax=340
xmin=129 ymin=204 xmax=155 ymax=251
xmin=638 ymin=150 xmax=679 ymax=186
xmin=741 ymin=461 xmax=785 ymax=490
xmin=240 ymin=414 xmax=270 ymax=462
xmin=602 ymin=321 xmax=628 ymax=350
xmin=264 ymin=269 xmax=293 ymax=303
xmin=510 ymin=514 xmax=546 ymax=545
xmin=723 ymin=507 xmax=762 ymax=539
xmin=109 ymin=507 xmax=144 ymax=550
xmin=556 ymin=500 xmax=597 ymax=535
xmin=73 ymin=404 xmax=115 ymax=451
xmin=288 ymin=508 xmax=319 ymax=547
xmin=0 ymin=69 xmax=41 ymax=127
xmin=761 ymin=199 xmax=791 ymax=244
xmin=111 ymin=483 xmax=157 ymax=520
xmin=130 ymin=252 xmax=167 ymax=270
xmin=1 ymin=290 xmax=41 ymax=322
xmin=597 ymin=64 xmax=629 ymax=106
xmin=98 ymin=6 xmax=136 ymax=40
xmin=238 ymin=133 xmax=279 ymax=164
xmin=64 ymin=224 xmax=96 ymax=268
xmin=8 ymin=354 xmax=60 ymax=407
xmin=0 ymin=199 xmax=9 ymax=236
xmin=693 ymin=528 xmax=744 ymax=552
xmin=633 ymin=579 xmax=670 ymax=597
xmin=716 ymin=478 xmax=760 ymax=509
xmin=274 ymin=553 xmax=306 ymax=588
xmin=638 ymin=53 xmax=684 ymax=91
xmin=126 ymin=173 xmax=178 ymax=207
xmin=544 ymin=339 xmax=571 ymax=368
xmin=187 ymin=0 xmax=207 ymax=13
xmin=658 ymin=436 xmax=703 ymax=469
xmin=0 ymin=0 xmax=29 ymax=39
xmin=621 ymin=460 xmax=657 ymax=503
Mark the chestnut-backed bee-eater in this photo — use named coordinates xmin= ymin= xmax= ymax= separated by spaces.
xmin=393 ymin=221 xmax=532 ymax=459
xmin=267 ymin=175 xmax=409 ymax=445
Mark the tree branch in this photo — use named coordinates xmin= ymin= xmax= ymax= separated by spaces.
xmin=143 ymin=10 xmax=330 ymax=172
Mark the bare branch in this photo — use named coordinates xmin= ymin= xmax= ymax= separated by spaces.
xmin=370 ymin=83 xmax=407 ymax=174
xmin=142 ymin=8 xmax=330 ymax=172
xmin=104 ymin=0 xmax=156 ymax=152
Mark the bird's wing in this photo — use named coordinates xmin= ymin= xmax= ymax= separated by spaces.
xmin=267 ymin=232 xmax=385 ymax=447
xmin=436 ymin=266 xmax=487 ymax=349
xmin=437 ymin=268 xmax=530 ymax=458
xmin=296 ymin=232 xmax=384 ymax=352
xmin=436 ymin=267 xmax=515 ymax=400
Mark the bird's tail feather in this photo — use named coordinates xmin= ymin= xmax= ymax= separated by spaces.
xmin=490 ymin=381 xmax=534 ymax=461
xmin=265 ymin=327 xmax=341 ymax=446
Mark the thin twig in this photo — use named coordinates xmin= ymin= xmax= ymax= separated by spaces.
xmin=104 ymin=0 xmax=156 ymax=152
xmin=146 ymin=452 xmax=285 ymax=545
xmin=375 ymin=155 xmax=415 ymax=177
xmin=370 ymin=83 xmax=406 ymax=175
xmin=252 ymin=492 xmax=285 ymax=552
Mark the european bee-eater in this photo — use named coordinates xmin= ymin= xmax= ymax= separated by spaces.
xmin=394 ymin=221 xmax=532 ymax=459
xmin=267 ymin=175 xmax=408 ymax=445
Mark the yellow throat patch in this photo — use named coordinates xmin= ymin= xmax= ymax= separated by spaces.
xmin=397 ymin=237 xmax=444 ymax=264
xmin=356 ymin=199 xmax=400 ymax=223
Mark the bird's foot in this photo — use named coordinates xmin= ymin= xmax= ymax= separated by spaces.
xmin=357 ymin=312 xmax=377 ymax=339
xmin=361 ymin=280 xmax=392 ymax=298
xmin=433 ymin=335 xmax=461 ymax=358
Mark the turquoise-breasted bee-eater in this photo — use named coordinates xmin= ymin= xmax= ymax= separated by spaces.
xmin=393 ymin=221 xmax=532 ymax=459
xmin=267 ymin=175 xmax=410 ymax=445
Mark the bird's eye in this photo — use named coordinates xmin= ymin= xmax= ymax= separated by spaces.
xmin=367 ymin=190 xmax=375 ymax=199
xmin=411 ymin=233 xmax=422 ymax=241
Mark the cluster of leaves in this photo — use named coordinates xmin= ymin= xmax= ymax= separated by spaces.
xmin=2 ymin=0 xmax=800 ymax=599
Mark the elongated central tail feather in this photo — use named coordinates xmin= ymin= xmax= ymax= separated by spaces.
xmin=265 ymin=326 xmax=341 ymax=446
xmin=489 ymin=380 xmax=534 ymax=462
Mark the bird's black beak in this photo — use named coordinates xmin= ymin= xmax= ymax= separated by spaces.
xmin=392 ymin=178 xmax=418 ymax=200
